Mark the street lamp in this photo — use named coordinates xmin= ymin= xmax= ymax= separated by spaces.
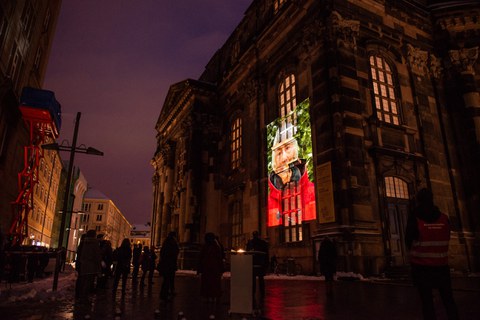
xmin=42 ymin=112 xmax=103 ymax=291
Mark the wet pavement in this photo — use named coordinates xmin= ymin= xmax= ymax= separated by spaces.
xmin=2 ymin=272 xmax=480 ymax=320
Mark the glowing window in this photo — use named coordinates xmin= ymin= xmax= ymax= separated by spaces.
xmin=369 ymin=55 xmax=400 ymax=125
xmin=385 ymin=176 xmax=409 ymax=199
xmin=278 ymin=73 xmax=297 ymax=143
xmin=274 ymin=0 xmax=286 ymax=13
xmin=278 ymin=73 xmax=302 ymax=242
xmin=231 ymin=117 xmax=242 ymax=170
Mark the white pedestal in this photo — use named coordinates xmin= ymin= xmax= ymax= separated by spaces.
xmin=230 ymin=253 xmax=252 ymax=315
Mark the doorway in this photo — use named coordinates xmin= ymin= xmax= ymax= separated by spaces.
xmin=384 ymin=176 xmax=411 ymax=266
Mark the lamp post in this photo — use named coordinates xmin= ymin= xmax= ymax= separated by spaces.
xmin=42 ymin=112 xmax=103 ymax=291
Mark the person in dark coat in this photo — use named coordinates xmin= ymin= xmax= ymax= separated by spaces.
xmin=197 ymin=232 xmax=224 ymax=301
xmin=97 ymin=235 xmax=113 ymax=289
xmin=148 ymin=246 xmax=157 ymax=285
xmin=405 ymin=188 xmax=458 ymax=320
xmin=76 ymin=230 xmax=102 ymax=300
xmin=159 ymin=231 xmax=179 ymax=301
xmin=112 ymin=238 xmax=132 ymax=295
xmin=318 ymin=236 xmax=337 ymax=296
xmin=246 ymin=231 xmax=269 ymax=298
xmin=131 ymin=244 xmax=142 ymax=283
xmin=140 ymin=246 xmax=151 ymax=286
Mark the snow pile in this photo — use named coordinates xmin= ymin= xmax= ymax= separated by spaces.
xmin=0 ymin=265 xmax=77 ymax=306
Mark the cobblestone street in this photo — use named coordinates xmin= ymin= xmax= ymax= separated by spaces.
xmin=2 ymin=270 xmax=480 ymax=320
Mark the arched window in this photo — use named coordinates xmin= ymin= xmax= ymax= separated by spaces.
xmin=384 ymin=176 xmax=409 ymax=199
xmin=278 ymin=73 xmax=302 ymax=242
xmin=231 ymin=117 xmax=242 ymax=170
xmin=369 ymin=55 xmax=400 ymax=125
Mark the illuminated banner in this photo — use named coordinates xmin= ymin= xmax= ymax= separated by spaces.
xmin=266 ymin=98 xmax=316 ymax=227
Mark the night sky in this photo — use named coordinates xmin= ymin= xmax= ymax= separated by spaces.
xmin=44 ymin=1 xmax=252 ymax=225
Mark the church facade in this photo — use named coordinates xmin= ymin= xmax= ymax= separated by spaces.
xmin=152 ymin=0 xmax=480 ymax=275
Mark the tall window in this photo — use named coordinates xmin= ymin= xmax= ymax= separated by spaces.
xmin=274 ymin=0 xmax=286 ymax=13
xmin=82 ymin=203 xmax=91 ymax=212
xmin=279 ymin=73 xmax=297 ymax=135
xmin=0 ymin=7 xmax=7 ymax=50
xmin=9 ymin=45 xmax=23 ymax=90
xmin=21 ymin=2 xmax=35 ymax=40
xmin=369 ymin=55 xmax=400 ymax=125
xmin=230 ymin=201 xmax=243 ymax=249
xmin=278 ymin=73 xmax=302 ymax=242
xmin=231 ymin=117 xmax=242 ymax=170
xmin=385 ymin=176 xmax=408 ymax=199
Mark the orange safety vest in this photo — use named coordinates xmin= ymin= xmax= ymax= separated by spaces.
xmin=410 ymin=213 xmax=450 ymax=266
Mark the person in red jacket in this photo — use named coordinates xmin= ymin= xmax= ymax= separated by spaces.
xmin=405 ymin=188 xmax=458 ymax=320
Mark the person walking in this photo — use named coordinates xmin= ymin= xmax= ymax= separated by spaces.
xmin=197 ymin=232 xmax=224 ymax=302
xmin=140 ymin=246 xmax=151 ymax=286
xmin=131 ymin=244 xmax=142 ymax=283
xmin=112 ymin=238 xmax=132 ymax=295
xmin=148 ymin=246 xmax=157 ymax=285
xmin=159 ymin=231 xmax=179 ymax=301
xmin=318 ymin=236 xmax=337 ymax=297
xmin=97 ymin=235 xmax=113 ymax=289
xmin=246 ymin=231 xmax=269 ymax=298
xmin=76 ymin=230 xmax=102 ymax=300
xmin=405 ymin=188 xmax=459 ymax=320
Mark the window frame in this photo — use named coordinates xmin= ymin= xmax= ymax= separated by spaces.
xmin=369 ymin=54 xmax=402 ymax=126
xmin=230 ymin=116 xmax=242 ymax=170
xmin=277 ymin=72 xmax=303 ymax=243
xmin=384 ymin=176 xmax=409 ymax=200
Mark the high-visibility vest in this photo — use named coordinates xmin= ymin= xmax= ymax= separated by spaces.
xmin=410 ymin=213 xmax=450 ymax=266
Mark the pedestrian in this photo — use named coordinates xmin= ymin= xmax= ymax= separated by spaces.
xmin=140 ymin=246 xmax=151 ymax=286
xmin=112 ymin=238 xmax=132 ymax=295
xmin=197 ymin=232 xmax=224 ymax=302
xmin=76 ymin=230 xmax=102 ymax=300
xmin=318 ymin=236 xmax=337 ymax=297
xmin=132 ymin=244 xmax=142 ymax=283
xmin=405 ymin=188 xmax=459 ymax=320
xmin=148 ymin=246 xmax=157 ymax=285
xmin=246 ymin=231 xmax=269 ymax=298
xmin=159 ymin=231 xmax=179 ymax=301
xmin=97 ymin=235 xmax=113 ymax=289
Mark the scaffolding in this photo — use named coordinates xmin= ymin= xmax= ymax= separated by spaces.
xmin=9 ymin=87 xmax=61 ymax=246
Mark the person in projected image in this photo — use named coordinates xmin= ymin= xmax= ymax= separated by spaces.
xmin=268 ymin=128 xmax=316 ymax=227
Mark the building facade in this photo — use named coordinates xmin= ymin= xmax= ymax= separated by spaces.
xmin=0 ymin=0 xmax=62 ymax=241
xmin=29 ymin=148 xmax=62 ymax=247
xmin=152 ymin=0 xmax=480 ymax=275
xmin=65 ymin=167 xmax=88 ymax=261
xmin=130 ymin=224 xmax=151 ymax=249
xmin=82 ymin=188 xmax=132 ymax=249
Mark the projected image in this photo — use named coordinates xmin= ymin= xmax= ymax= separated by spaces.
xmin=266 ymin=99 xmax=316 ymax=228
